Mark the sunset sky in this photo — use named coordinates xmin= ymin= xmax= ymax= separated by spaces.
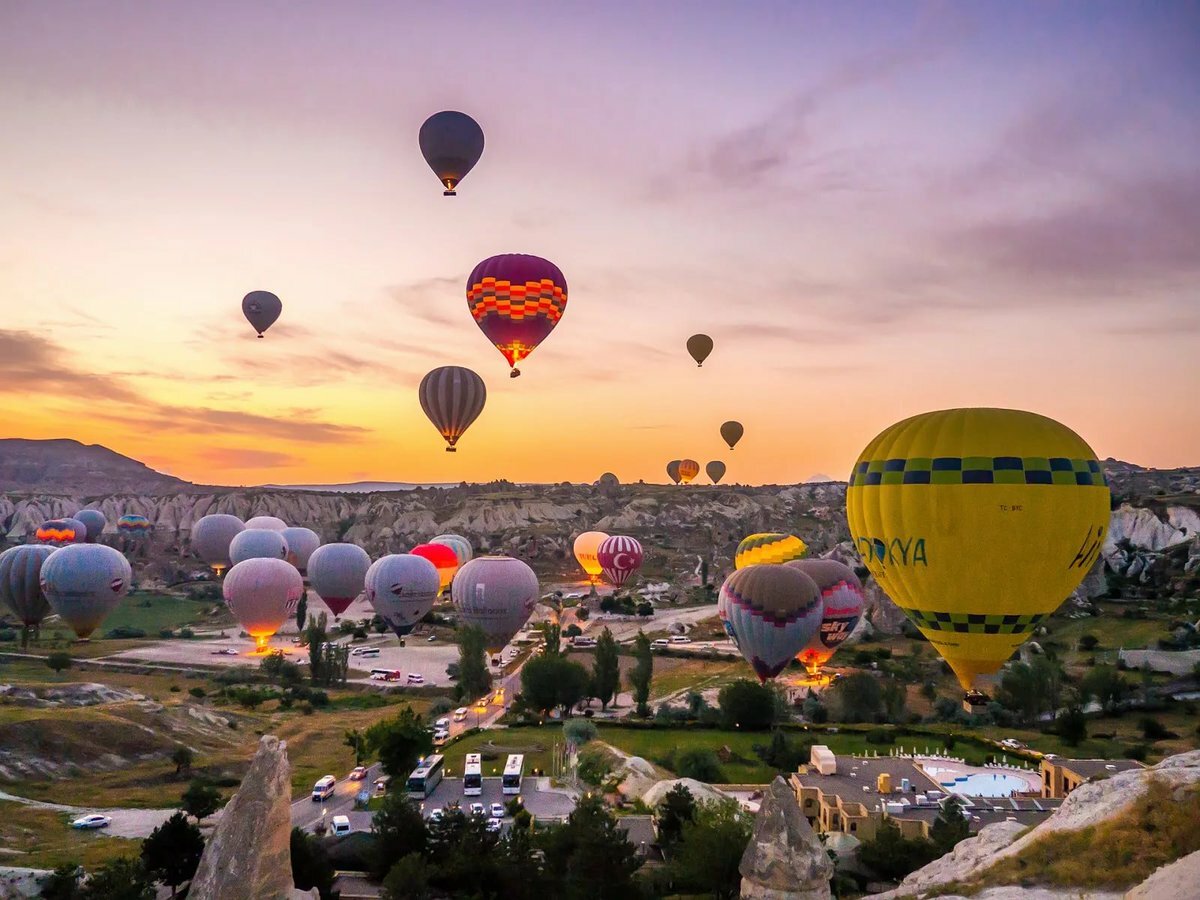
xmin=2 ymin=2 xmax=1197 ymax=487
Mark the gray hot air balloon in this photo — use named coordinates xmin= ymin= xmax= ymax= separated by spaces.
xmin=706 ymin=460 xmax=726 ymax=484
xmin=720 ymin=421 xmax=744 ymax=450
xmin=230 ymin=529 xmax=289 ymax=566
xmin=365 ymin=554 xmax=441 ymax=639
xmin=281 ymin=527 xmax=321 ymax=575
xmin=687 ymin=334 xmax=714 ymax=367
xmin=308 ymin=542 xmax=372 ymax=618
xmin=451 ymin=556 xmax=538 ymax=653
xmin=666 ymin=460 xmax=682 ymax=485
xmin=223 ymin=557 xmax=303 ymax=652
xmin=419 ymin=366 xmax=487 ymax=452
xmin=242 ymin=291 xmax=282 ymax=338
xmin=0 ymin=544 xmax=55 ymax=645
xmin=74 ymin=509 xmax=107 ymax=543
xmin=419 ymin=111 xmax=485 ymax=196
xmin=192 ymin=514 xmax=246 ymax=576
xmin=717 ymin=564 xmax=823 ymax=683
xmin=430 ymin=534 xmax=473 ymax=568
xmin=787 ymin=559 xmax=865 ymax=676
xmin=39 ymin=543 xmax=131 ymax=640
xmin=245 ymin=516 xmax=288 ymax=532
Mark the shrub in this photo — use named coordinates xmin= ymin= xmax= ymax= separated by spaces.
xmin=179 ymin=627 xmax=195 ymax=639
xmin=189 ymin=687 xmax=206 ymax=698
xmin=1139 ymin=717 xmax=1173 ymax=741
xmin=105 ymin=626 xmax=147 ymax=639
xmin=676 ymin=748 xmax=724 ymax=782
xmin=1078 ymin=634 xmax=1100 ymax=651
xmin=160 ymin=628 xmax=175 ymax=639
xmin=170 ymin=685 xmax=181 ymax=693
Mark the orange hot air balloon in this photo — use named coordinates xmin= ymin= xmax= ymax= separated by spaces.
xmin=411 ymin=542 xmax=459 ymax=593
xmin=467 ymin=254 xmax=567 ymax=377
xmin=678 ymin=459 xmax=700 ymax=484
xmin=37 ymin=518 xmax=86 ymax=547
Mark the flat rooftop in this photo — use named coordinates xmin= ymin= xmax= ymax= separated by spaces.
xmin=1052 ymin=758 xmax=1144 ymax=780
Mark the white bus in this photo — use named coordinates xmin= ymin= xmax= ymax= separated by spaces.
xmin=502 ymin=754 xmax=524 ymax=795
xmin=405 ymin=754 xmax=444 ymax=800
xmin=463 ymin=753 xmax=483 ymax=797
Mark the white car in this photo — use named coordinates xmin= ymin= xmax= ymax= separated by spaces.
xmin=71 ymin=814 xmax=111 ymax=830
xmin=330 ymin=815 xmax=352 ymax=836
xmin=486 ymin=817 xmax=503 ymax=833
xmin=427 ymin=633 xmax=437 ymax=643
xmin=490 ymin=803 xmax=505 ymax=819
xmin=470 ymin=802 xmax=485 ymax=817
xmin=651 ymin=638 xmax=670 ymax=650
xmin=407 ymin=673 xmax=424 ymax=684
xmin=211 ymin=648 xmax=238 ymax=656
xmin=429 ymin=808 xmax=444 ymax=822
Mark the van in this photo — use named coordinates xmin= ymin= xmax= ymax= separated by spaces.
xmin=651 ymin=638 xmax=670 ymax=650
xmin=407 ymin=673 xmax=425 ymax=685
xmin=311 ymin=775 xmax=336 ymax=802
xmin=571 ymin=636 xmax=596 ymax=648
xmin=331 ymin=815 xmax=352 ymax=836
xmin=453 ymin=707 xmax=469 ymax=722
xmin=435 ymin=717 xmax=451 ymax=731
xmin=669 ymin=636 xmax=691 ymax=644
xmin=373 ymin=775 xmax=391 ymax=797
xmin=359 ymin=648 xmax=380 ymax=658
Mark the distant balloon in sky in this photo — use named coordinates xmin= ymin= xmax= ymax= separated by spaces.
xmin=419 ymin=111 xmax=485 ymax=196
xmin=452 ymin=556 xmax=539 ymax=652
xmin=666 ymin=460 xmax=683 ymax=485
xmin=573 ymin=531 xmax=609 ymax=584
xmin=687 ymin=334 xmax=713 ymax=367
xmin=230 ymin=529 xmax=289 ymax=566
xmin=281 ymin=527 xmax=321 ymax=576
xmin=365 ymin=553 xmax=441 ymax=638
xmin=706 ymin=461 xmax=726 ymax=484
xmin=786 ymin=558 xmax=865 ymax=676
xmin=718 ymin=564 xmax=823 ymax=683
xmin=430 ymin=534 xmax=473 ymax=568
xmin=117 ymin=514 xmax=152 ymax=539
xmin=735 ymin=533 xmax=808 ymax=569
xmin=467 ymin=254 xmax=567 ymax=377
xmin=245 ymin=516 xmax=288 ymax=532
xmin=40 ymin=543 xmax=131 ymax=640
xmin=419 ymin=366 xmax=486 ymax=452
xmin=720 ymin=421 xmax=744 ymax=450
xmin=307 ymin=542 xmax=371 ymax=618
xmin=222 ymin=557 xmax=303 ymax=651
xmin=597 ymin=535 xmax=643 ymax=588
xmin=678 ymin=459 xmax=700 ymax=484
xmin=0 ymin=545 xmax=55 ymax=643
xmin=37 ymin=518 xmax=86 ymax=547
xmin=242 ymin=291 xmax=282 ymax=338
xmin=192 ymin=514 xmax=245 ymax=576
xmin=74 ymin=510 xmax=107 ymax=543
xmin=411 ymin=542 xmax=459 ymax=594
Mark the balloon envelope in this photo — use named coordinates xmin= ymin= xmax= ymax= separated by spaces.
xmin=706 ymin=461 xmax=726 ymax=484
xmin=242 ymin=291 xmax=282 ymax=337
xmin=430 ymin=534 xmax=473 ymax=568
xmin=37 ymin=518 xmax=86 ymax=547
xmin=597 ymin=535 xmax=643 ymax=588
xmin=666 ymin=460 xmax=682 ymax=485
xmin=720 ymin=421 xmax=744 ymax=450
xmin=419 ymin=110 xmax=485 ymax=195
xmin=192 ymin=514 xmax=245 ymax=576
xmin=365 ymin=554 xmax=441 ymax=638
xmin=411 ymin=543 xmax=459 ymax=593
xmin=223 ymin=557 xmax=303 ymax=650
xmin=786 ymin=559 xmax=865 ymax=674
xmin=281 ymin=527 xmax=321 ymax=575
xmin=245 ymin=516 xmax=288 ymax=532
xmin=307 ymin=542 xmax=371 ymax=617
xmin=117 ymin=514 xmax=152 ymax=537
xmin=230 ymin=529 xmax=289 ymax=566
xmin=419 ymin=366 xmax=486 ymax=451
xmin=452 ymin=556 xmax=539 ymax=652
xmin=74 ymin=510 xmax=107 ymax=543
xmin=0 ymin=545 xmax=55 ymax=628
xmin=678 ymin=460 xmax=700 ymax=484
xmin=735 ymin=533 xmax=808 ymax=569
xmin=40 ymin=543 xmax=131 ymax=639
xmin=846 ymin=407 xmax=1110 ymax=691
xmin=718 ymin=564 xmax=823 ymax=682
xmin=687 ymin=334 xmax=713 ymax=366
xmin=573 ymin=531 xmax=609 ymax=583
xmin=467 ymin=254 xmax=567 ymax=375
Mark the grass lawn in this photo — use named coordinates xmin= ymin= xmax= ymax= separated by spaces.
xmin=1045 ymin=604 xmax=1172 ymax=657
xmin=0 ymin=800 xmax=144 ymax=871
xmin=647 ymin=658 xmax=744 ymax=701
xmin=95 ymin=592 xmax=222 ymax=635
xmin=437 ymin=727 xmax=560 ymax=779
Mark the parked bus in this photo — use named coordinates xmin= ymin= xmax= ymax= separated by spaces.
xmin=463 ymin=753 xmax=483 ymax=797
xmin=502 ymin=754 xmax=524 ymax=795
xmin=405 ymin=755 xmax=444 ymax=800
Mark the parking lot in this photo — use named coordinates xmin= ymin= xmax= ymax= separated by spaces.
xmin=418 ymin=777 xmax=577 ymax=823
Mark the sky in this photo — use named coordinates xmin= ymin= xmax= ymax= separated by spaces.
xmin=1 ymin=1 xmax=1198 ymax=487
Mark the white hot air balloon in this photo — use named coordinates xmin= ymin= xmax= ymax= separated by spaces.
xmin=365 ymin=554 xmax=441 ymax=640
xmin=223 ymin=557 xmax=304 ymax=652
xmin=451 ymin=556 xmax=539 ymax=653
xmin=230 ymin=529 xmax=289 ymax=566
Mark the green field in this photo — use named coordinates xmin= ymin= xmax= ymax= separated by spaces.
xmin=0 ymin=800 xmax=144 ymax=870
xmin=96 ymin=592 xmax=224 ymax=634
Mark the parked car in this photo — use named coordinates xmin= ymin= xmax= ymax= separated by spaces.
xmin=486 ymin=817 xmax=503 ymax=833
xmin=349 ymin=766 xmax=368 ymax=781
xmin=211 ymin=648 xmax=238 ymax=656
xmin=427 ymin=633 xmax=437 ymax=642
xmin=429 ymin=808 xmax=444 ymax=822
xmin=490 ymin=803 xmax=505 ymax=819
xmin=71 ymin=814 xmax=111 ymax=830
xmin=330 ymin=815 xmax=352 ymax=836
xmin=470 ymin=802 xmax=485 ymax=817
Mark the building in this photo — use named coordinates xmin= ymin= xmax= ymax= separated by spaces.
xmin=1039 ymin=757 xmax=1145 ymax=799
xmin=616 ymin=814 xmax=661 ymax=860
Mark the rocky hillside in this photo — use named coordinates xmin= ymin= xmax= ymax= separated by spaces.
xmin=0 ymin=439 xmax=196 ymax=494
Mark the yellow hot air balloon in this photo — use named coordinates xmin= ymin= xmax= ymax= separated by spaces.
xmin=735 ymin=533 xmax=808 ymax=569
xmin=678 ymin=459 xmax=700 ymax=484
xmin=573 ymin=531 xmax=609 ymax=583
xmin=846 ymin=408 xmax=1110 ymax=692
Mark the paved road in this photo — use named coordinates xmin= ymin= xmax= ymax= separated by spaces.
xmin=420 ymin=777 xmax=576 ymax=823
xmin=290 ymin=763 xmax=382 ymax=832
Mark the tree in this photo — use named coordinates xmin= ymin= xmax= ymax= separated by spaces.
xmin=456 ymin=625 xmax=493 ymax=701
xmin=669 ymin=798 xmax=754 ymax=900
xmin=422 ymin=808 xmax=500 ymax=896
xmin=997 ymin=656 xmax=1065 ymax=724
xmin=78 ymin=857 xmax=154 ymax=900
xmin=370 ymin=791 xmax=427 ymax=878
xmin=591 ymin=628 xmax=620 ymax=710
xmin=676 ymin=748 xmax=724 ymax=782
xmin=563 ymin=719 xmax=598 ymax=748
xmin=521 ymin=655 xmax=591 ymax=716
xmin=345 ymin=728 xmax=366 ymax=766
xmin=1081 ymin=665 xmax=1127 ymax=714
xmin=171 ymin=746 xmax=193 ymax=777
xmin=826 ymin=672 xmax=885 ymax=723
xmin=306 ymin=612 xmax=328 ymax=684
xmin=290 ymin=826 xmax=337 ymax=899
xmin=1078 ymin=633 xmax=1099 ymax=651
xmin=1057 ymin=702 xmax=1088 ymax=747
xmin=856 ymin=819 xmax=938 ymax=882
xmin=295 ymin=590 xmax=308 ymax=633
xmin=655 ymin=782 xmax=696 ymax=848
xmin=629 ymin=631 xmax=653 ymax=717
xmin=930 ymin=798 xmax=970 ymax=855
xmin=538 ymin=794 xmax=642 ymax=899
xmin=40 ymin=864 xmax=82 ymax=900
xmin=180 ymin=781 xmax=221 ymax=822
xmin=556 ymin=658 xmax=591 ymax=716
xmin=382 ymin=853 xmax=432 ymax=900
xmin=564 ymin=624 xmax=583 ymax=638
xmin=46 ymin=652 xmax=72 ymax=675
xmin=717 ymin=680 xmax=777 ymax=730
xmin=141 ymin=812 xmax=203 ymax=896
xmin=365 ymin=706 xmax=434 ymax=780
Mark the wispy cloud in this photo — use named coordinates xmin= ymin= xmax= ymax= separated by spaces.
xmin=0 ymin=330 xmax=143 ymax=403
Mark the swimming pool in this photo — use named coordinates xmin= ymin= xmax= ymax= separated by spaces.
xmin=939 ymin=773 xmax=1034 ymax=797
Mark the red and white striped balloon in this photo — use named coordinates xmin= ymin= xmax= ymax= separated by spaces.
xmin=597 ymin=535 xmax=643 ymax=588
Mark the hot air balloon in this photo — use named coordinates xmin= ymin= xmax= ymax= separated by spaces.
xmin=222 ymin=557 xmax=303 ymax=652
xmin=451 ymin=556 xmax=538 ymax=653
xmin=39 ymin=544 xmax=131 ymax=640
xmin=687 ymin=334 xmax=713 ymax=367
xmin=411 ymin=542 xmax=459 ymax=594
xmin=734 ymin=533 xmax=808 ymax=569
xmin=706 ymin=461 xmax=726 ymax=484
xmin=230 ymin=529 xmax=289 ymax=566
xmin=786 ymin=559 xmax=865 ymax=676
xmin=597 ymin=472 xmax=619 ymax=489
xmin=720 ymin=421 xmax=744 ymax=450
xmin=74 ymin=510 xmax=107 ymax=543
xmin=846 ymin=407 xmax=1110 ymax=693
xmin=365 ymin=554 xmax=441 ymax=639
xmin=419 ymin=366 xmax=486 ymax=452
xmin=573 ymin=531 xmax=609 ymax=584
xmin=192 ymin=514 xmax=245 ymax=576
xmin=678 ymin=459 xmax=700 ymax=484
xmin=467 ymin=254 xmax=567 ymax=377
xmin=281 ymin=527 xmax=321 ymax=576
xmin=245 ymin=516 xmax=288 ymax=532
xmin=597 ymin=535 xmax=643 ymax=588
xmin=37 ymin=518 xmax=86 ymax=547
xmin=307 ymin=542 xmax=371 ymax=618
xmin=0 ymin=545 xmax=55 ymax=646
xmin=242 ymin=291 xmax=282 ymax=338
xmin=117 ymin=514 xmax=152 ymax=538
xmin=717 ymin=564 xmax=823 ymax=682
xmin=666 ymin=460 xmax=682 ymax=485
xmin=419 ymin=111 xmax=485 ymax=196
xmin=430 ymin=534 xmax=473 ymax=568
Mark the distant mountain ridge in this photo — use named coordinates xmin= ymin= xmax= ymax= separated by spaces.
xmin=0 ymin=438 xmax=196 ymax=495
xmin=263 ymin=481 xmax=458 ymax=493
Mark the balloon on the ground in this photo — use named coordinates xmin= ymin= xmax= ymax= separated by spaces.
xmin=706 ymin=461 xmax=726 ymax=484
xmin=735 ymin=533 xmax=808 ymax=569
xmin=411 ymin=542 xmax=459 ymax=593
xmin=307 ymin=542 xmax=371 ymax=618
xmin=117 ymin=514 xmax=152 ymax=538
xmin=192 ymin=514 xmax=245 ymax=576
xmin=786 ymin=559 xmax=865 ymax=675
xmin=573 ymin=531 xmax=609 ymax=583
xmin=242 ymin=291 xmax=282 ymax=338
xmin=846 ymin=407 xmax=1110 ymax=691
xmin=39 ymin=543 xmax=132 ymax=640
xmin=467 ymin=254 xmax=567 ymax=377
xmin=678 ymin=459 xmax=700 ymax=484
xmin=687 ymin=334 xmax=713 ymax=366
xmin=419 ymin=366 xmax=487 ymax=452
xmin=281 ymin=527 xmax=320 ymax=575
xmin=229 ymin=529 xmax=289 ymax=566
xmin=222 ymin=557 xmax=303 ymax=651
xmin=0 ymin=545 xmax=55 ymax=632
xmin=74 ymin=510 xmax=107 ymax=543
xmin=430 ymin=534 xmax=473 ymax=568
xmin=244 ymin=516 xmax=287 ymax=532
xmin=597 ymin=472 xmax=619 ymax=490
xmin=419 ymin=111 xmax=485 ymax=195
xmin=365 ymin=553 xmax=441 ymax=638
xmin=597 ymin=535 xmax=643 ymax=588
xmin=666 ymin=460 xmax=682 ymax=485
xmin=718 ymin=564 xmax=823 ymax=682
xmin=720 ymin=421 xmax=744 ymax=450
xmin=37 ymin=518 xmax=86 ymax=547
xmin=452 ymin=556 xmax=539 ymax=652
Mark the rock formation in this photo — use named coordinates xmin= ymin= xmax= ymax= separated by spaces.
xmin=739 ymin=776 xmax=832 ymax=900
